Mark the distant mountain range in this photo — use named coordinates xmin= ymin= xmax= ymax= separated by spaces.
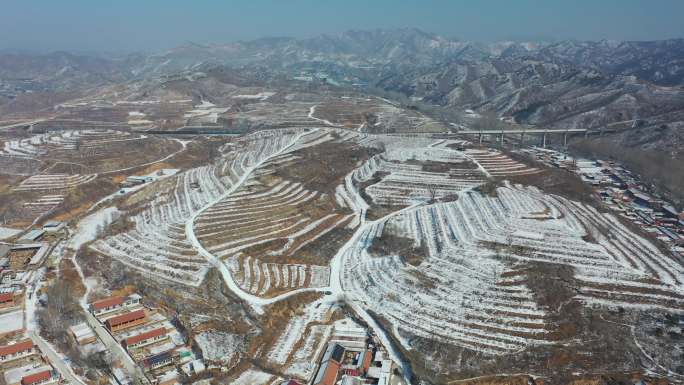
xmin=1 ymin=29 xmax=683 ymax=155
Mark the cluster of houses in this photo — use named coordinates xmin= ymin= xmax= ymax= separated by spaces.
xmin=0 ymin=222 xmax=64 ymax=339
xmin=308 ymin=319 xmax=397 ymax=385
xmin=524 ymin=147 xmax=684 ymax=257
xmin=0 ymin=339 xmax=61 ymax=385
xmin=80 ymin=292 xmax=204 ymax=385
xmin=0 ymin=222 xmax=67 ymax=385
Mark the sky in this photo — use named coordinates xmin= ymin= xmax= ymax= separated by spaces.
xmin=2 ymin=0 xmax=683 ymax=54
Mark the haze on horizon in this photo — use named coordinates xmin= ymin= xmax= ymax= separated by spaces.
xmin=2 ymin=0 xmax=684 ymax=54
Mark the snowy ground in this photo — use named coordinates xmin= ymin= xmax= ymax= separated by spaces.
xmin=0 ymin=310 xmax=23 ymax=334
xmin=0 ymin=226 xmax=21 ymax=239
xmin=194 ymin=331 xmax=244 ymax=362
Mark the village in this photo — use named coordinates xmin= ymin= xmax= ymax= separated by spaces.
xmin=522 ymin=147 xmax=684 ymax=258
xmin=0 ymin=213 xmax=206 ymax=385
xmin=1 ymin=221 xmax=69 ymax=385
xmin=300 ymin=318 xmax=401 ymax=385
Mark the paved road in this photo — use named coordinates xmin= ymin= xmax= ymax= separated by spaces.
xmin=84 ymin=312 xmax=150 ymax=384
xmin=24 ymin=268 xmax=86 ymax=384
xmin=29 ymin=331 xmax=86 ymax=385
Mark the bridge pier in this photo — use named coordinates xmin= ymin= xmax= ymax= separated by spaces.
xmin=520 ymin=132 xmax=525 ymax=146
xmin=478 ymin=132 xmax=483 ymax=144
xmin=563 ymin=133 xmax=568 ymax=147
xmin=500 ymin=132 xmax=504 ymax=147
xmin=542 ymin=132 xmax=547 ymax=148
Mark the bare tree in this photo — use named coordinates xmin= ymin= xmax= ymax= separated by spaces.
xmin=426 ymin=184 xmax=438 ymax=203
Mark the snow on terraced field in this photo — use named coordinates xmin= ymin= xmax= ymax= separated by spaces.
xmin=0 ymin=129 xmax=141 ymax=158
xmin=338 ymin=183 xmax=684 ymax=354
xmin=467 ymin=149 xmax=541 ymax=177
xmin=91 ymin=129 xmax=306 ymax=286
xmin=336 ymin=138 xmax=487 ymax=207
xmin=195 ymin=133 xmax=355 ymax=296
xmin=15 ymin=173 xmax=97 ymax=191
xmin=22 ymin=194 xmax=66 ymax=218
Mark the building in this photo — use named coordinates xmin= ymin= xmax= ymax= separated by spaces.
xmin=122 ymin=327 xmax=168 ymax=349
xmin=4 ymin=365 xmax=58 ymax=385
xmin=0 ymin=291 xmax=18 ymax=309
xmin=313 ymin=344 xmax=344 ymax=385
xmin=41 ymin=221 xmax=65 ymax=233
xmin=0 ymin=244 xmax=10 ymax=259
xmin=90 ymin=296 xmax=125 ymax=315
xmin=366 ymin=359 xmax=392 ymax=385
xmin=142 ymin=350 xmax=176 ymax=370
xmin=0 ymin=340 xmax=35 ymax=363
xmin=69 ymin=323 xmax=97 ymax=345
xmin=330 ymin=319 xmax=368 ymax=349
xmin=18 ymin=230 xmax=45 ymax=243
xmin=662 ymin=205 xmax=680 ymax=219
xmin=90 ymin=293 xmax=142 ymax=316
xmin=626 ymin=189 xmax=654 ymax=208
xmin=19 ymin=369 xmax=58 ymax=385
xmin=122 ymin=175 xmax=153 ymax=187
xmin=105 ymin=309 xmax=146 ymax=332
xmin=156 ymin=370 xmax=181 ymax=385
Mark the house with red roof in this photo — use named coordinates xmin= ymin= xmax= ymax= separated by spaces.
xmin=105 ymin=309 xmax=146 ymax=332
xmin=0 ymin=339 xmax=36 ymax=363
xmin=89 ymin=293 xmax=142 ymax=316
xmin=122 ymin=327 xmax=168 ymax=350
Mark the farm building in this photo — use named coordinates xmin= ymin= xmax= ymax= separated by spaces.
xmin=18 ymin=230 xmax=45 ymax=243
xmin=68 ymin=323 xmax=97 ymax=345
xmin=329 ymin=319 xmax=368 ymax=349
xmin=122 ymin=175 xmax=153 ymax=187
xmin=313 ymin=344 xmax=344 ymax=385
xmin=105 ymin=309 xmax=147 ymax=332
xmin=41 ymin=221 xmax=65 ymax=233
xmin=366 ymin=359 xmax=392 ymax=385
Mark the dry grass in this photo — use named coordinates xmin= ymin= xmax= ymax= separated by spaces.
xmin=275 ymin=140 xmax=381 ymax=194
xmin=368 ymin=232 xmax=428 ymax=267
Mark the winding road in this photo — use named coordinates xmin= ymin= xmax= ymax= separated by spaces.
xmin=183 ymin=128 xmax=422 ymax=381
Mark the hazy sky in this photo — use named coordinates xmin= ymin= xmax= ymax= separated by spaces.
xmin=2 ymin=0 xmax=683 ymax=53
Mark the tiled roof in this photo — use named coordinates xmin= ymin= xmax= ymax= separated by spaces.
xmin=0 ymin=339 xmax=33 ymax=356
xmin=125 ymin=327 xmax=166 ymax=346
xmin=106 ymin=309 xmax=145 ymax=327
xmin=91 ymin=296 xmax=124 ymax=310
xmin=21 ymin=369 xmax=52 ymax=385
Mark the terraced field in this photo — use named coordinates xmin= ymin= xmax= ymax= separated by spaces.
xmin=1 ymin=129 xmax=137 ymax=158
xmin=195 ymin=131 xmax=362 ymax=296
xmin=78 ymin=125 xmax=684 ymax=383
xmin=91 ymin=129 xmax=306 ymax=286
xmin=14 ymin=173 xmax=97 ymax=191
xmin=339 ymin=184 xmax=684 ymax=354
xmin=467 ymin=149 xmax=541 ymax=177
